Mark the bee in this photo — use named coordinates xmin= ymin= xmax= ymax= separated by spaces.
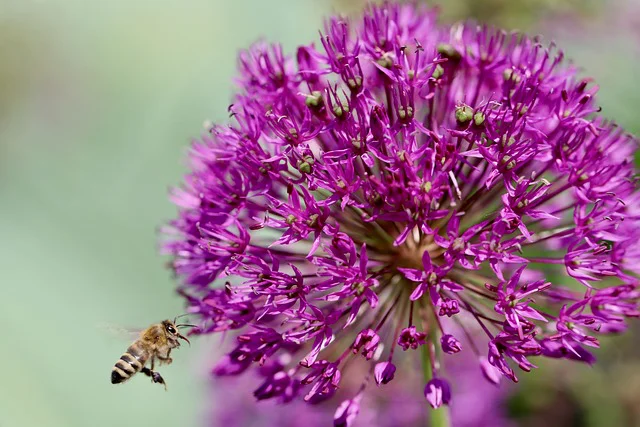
xmin=110 ymin=316 xmax=194 ymax=390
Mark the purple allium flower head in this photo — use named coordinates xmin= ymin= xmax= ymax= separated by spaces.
xmin=164 ymin=1 xmax=640 ymax=420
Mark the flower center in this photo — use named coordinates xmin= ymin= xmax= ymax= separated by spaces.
xmin=396 ymin=241 xmax=431 ymax=270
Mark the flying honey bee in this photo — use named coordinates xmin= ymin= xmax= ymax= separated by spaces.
xmin=110 ymin=316 xmax=194 ymax=390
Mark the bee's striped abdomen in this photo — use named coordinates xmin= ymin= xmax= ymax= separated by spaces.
xmin=111 ymin=342 xmax=147 ymax=384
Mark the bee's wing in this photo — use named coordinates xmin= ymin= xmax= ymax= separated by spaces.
xmin=97 ymin=322 xmax=145 ymax=340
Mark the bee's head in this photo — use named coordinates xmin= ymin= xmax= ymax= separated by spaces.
xmin=162 ymin=319 xmax=191 ymax=347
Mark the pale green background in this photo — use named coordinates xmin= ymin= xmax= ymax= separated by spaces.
xmin=1 ymin=1 xmax=638 ymax=427
xmin=0 ymin=1 xmax=331 ymax=426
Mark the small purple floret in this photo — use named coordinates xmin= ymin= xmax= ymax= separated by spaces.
xmin=424 ymin=378 xmax=452 ymax=409
xmin=441 ymin=334 xmax=462 ymax=354
xmin=374 ymin=361 xmax=397 ymax=386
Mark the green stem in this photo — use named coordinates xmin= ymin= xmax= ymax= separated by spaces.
xmin=428 ymin=398 xmax=451 ymax=427
xmin=421 ymin=317 xmax=451 ymax=427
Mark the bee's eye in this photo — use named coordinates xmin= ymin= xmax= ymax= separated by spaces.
xmin=167 ymin=325 xmax=176 ymax=334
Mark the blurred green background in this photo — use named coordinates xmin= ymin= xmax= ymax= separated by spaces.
xmin=0 ymin=0 xmax=638 ymax=426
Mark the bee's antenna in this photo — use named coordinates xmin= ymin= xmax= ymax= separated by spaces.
xmin=173 ymin=313 xmax=191 ymax=323
xmin=176 ymin=324 xmax=198 ymax=329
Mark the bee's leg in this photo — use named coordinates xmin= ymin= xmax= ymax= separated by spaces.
xmin=141 ymin=365 xmax=167 ymax=391
xmin=141 ymin=367 xmax=167 ymax=390
xmin=149 ymin=357 xmax=167 ymax=389
xmin=157 ymin=349 xmax=173 ymax=365
xmin=152 ymin=371 xmax=167 ymax=391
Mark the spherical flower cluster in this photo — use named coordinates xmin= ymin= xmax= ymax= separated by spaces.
xmin=163 ymin=1 xmax=640 ymax=422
